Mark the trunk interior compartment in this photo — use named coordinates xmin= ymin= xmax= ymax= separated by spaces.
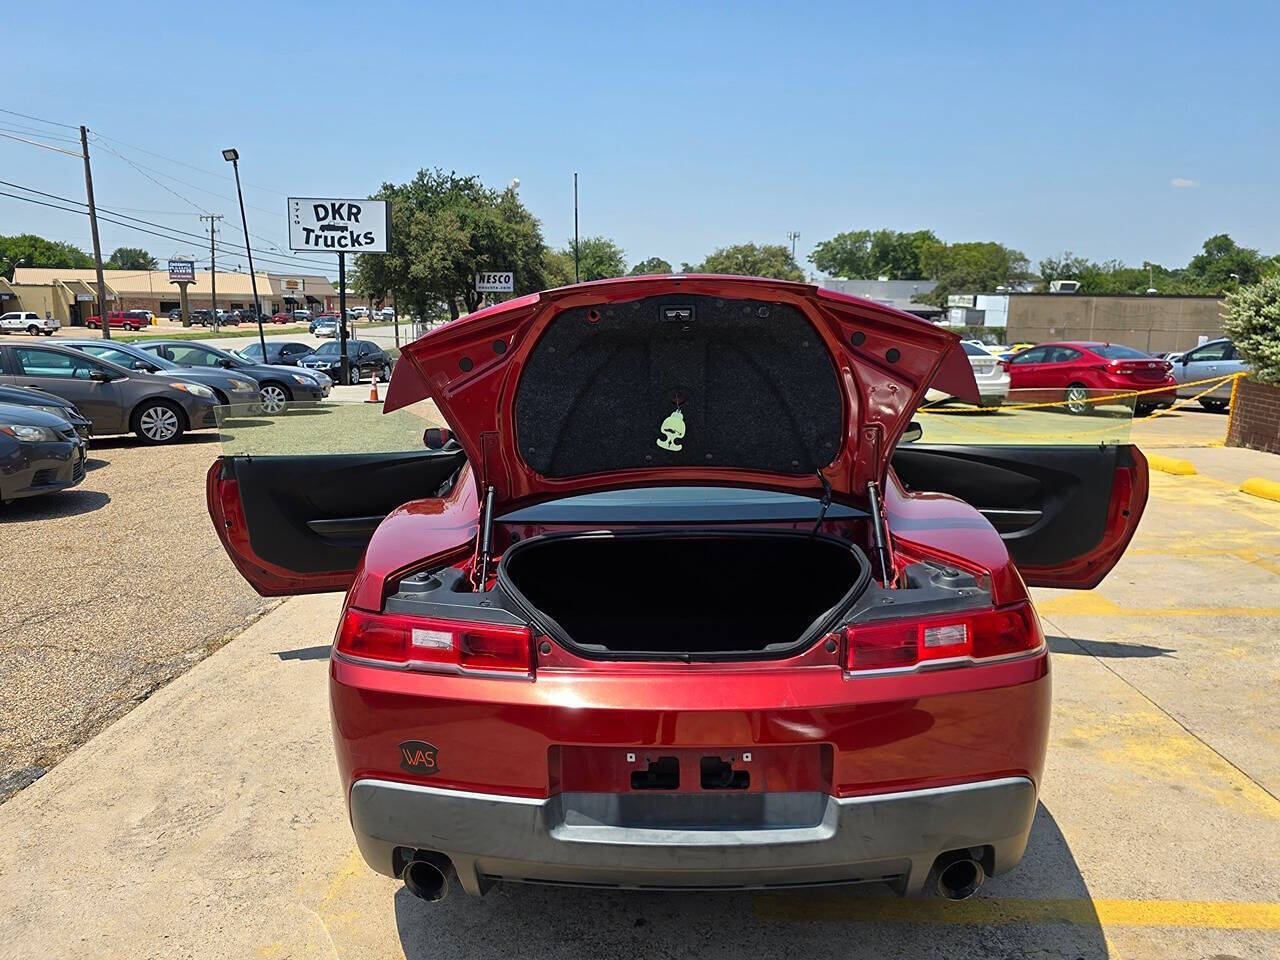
xmin=498 ymin=531 xmax=869 ymax=660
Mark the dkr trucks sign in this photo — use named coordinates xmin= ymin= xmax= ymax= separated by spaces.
xmin=288 ymin=198 xmax=390 ymax=253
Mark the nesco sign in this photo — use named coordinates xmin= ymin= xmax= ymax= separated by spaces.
xmin=288 ymin=198 xmax=390 ymax=253
xmin=476 ymin=271 xmax=514 ymax=293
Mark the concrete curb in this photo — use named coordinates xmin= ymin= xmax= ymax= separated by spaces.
xmin=1240 ymin=477 xmax=1280 ymax=502
xmin=1146 ymin=453 xmax=1197 ymax=476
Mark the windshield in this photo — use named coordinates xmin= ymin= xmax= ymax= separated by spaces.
xmin=961 ymin=342 xmax=992 ymax=357
xmin=239 ymin=345 xmax=265 ymax=361
xmin=1093 ymin=344 xmax=1151 ymax=360
xmin=312 ymin=341 xmax=342 ymax=356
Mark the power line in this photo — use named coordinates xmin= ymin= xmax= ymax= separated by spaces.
xmin=0 ymin=179 xmax=335 ymax=270
xmin=88 ymin=130 xmax=289 ymax=197
xmin=0 ymin=123 xmax=82 ymax=144
xmin=0 ymin=188 xmax=333 ymax=275
xmin=0 ymin=107 xmax=81 ymax=130
xmin=0 ymin=131 xmax=83 ymax=157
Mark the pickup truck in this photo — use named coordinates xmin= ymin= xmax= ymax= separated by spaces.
xmin=84 ymin=311 xmax=149 ymax=331
xmin=0 ymin=311 xmax=60 ymax=336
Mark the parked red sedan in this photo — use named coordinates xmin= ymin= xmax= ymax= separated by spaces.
xmin=1006 ymin=341 xmax=1177 ymax=414
xmin=270 ymin=312 xmax=292 ymax=324
xmin=208 ymin=276 xmax=1147 ymax=903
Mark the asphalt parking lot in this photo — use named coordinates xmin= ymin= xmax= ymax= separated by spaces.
xmin=0 ymin=398 xmax=1275 ymax=959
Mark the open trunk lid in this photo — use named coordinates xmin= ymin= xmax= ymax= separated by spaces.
xmin=388 ymin=275 xmax=977 ymax=512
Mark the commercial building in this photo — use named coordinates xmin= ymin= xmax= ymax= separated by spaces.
xmin=2 ymin=267 xmax=338 ymax=325
xmin=819 ymin=278 xmax=944 ymax=321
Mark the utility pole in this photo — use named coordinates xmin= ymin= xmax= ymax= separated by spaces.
xmin=80 ymin=126 xmax=111 ymax=340
xmin=573 ymin=171 xmax=580 ymax=284
xmin=201 ymin=214 xmax=224 ymax=331
xmin=787 ymin=230 xmax=801 ymax=261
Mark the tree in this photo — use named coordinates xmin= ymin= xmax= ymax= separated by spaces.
xmin=543 ymin=249 xmax=576 ymax=288
xmin=0 ymin=233 xmax=93 ymax=279
xmin=629 ymin=256 xmax=673 ymax=276
xmin=1223 ymin=275 xmax=1280 ymax=385
xmin=918 ymin=242 xmax=1031 ymax=305
xmin=1185 ymin=234 xmax=1275 ymax=292
xmin=106 ymin=246 xmax=157 ymax=271
xmin=810 ymin=229 xmax=942 ymax=280
xmin=350 ymin=168 xmax=550 ymax=319
xmin=683 ymin=243 xmax=806 ymax=282
xmin=561 ymin=235 xmax=626 ymax=282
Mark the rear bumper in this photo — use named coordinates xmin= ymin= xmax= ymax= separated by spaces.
xmin=349 ymin=775 xmax=1037 ymax=895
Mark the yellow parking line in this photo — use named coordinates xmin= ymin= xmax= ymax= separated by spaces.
xmin=752 ymin=895 xmax=1280 ymax=929
xmin=1036 ymin=592 xmax=1280 ymax=618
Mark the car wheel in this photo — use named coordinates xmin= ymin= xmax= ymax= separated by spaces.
xmin=132 ymin=400 xmax=185 ymax=445
xmin=258 ymin=383 xmax=291 ymax=413
xmin=348 ymin=366 xmax=362 ymax=385
xmin=1199 ymin=398 xmax=1228 ymax=412
xmin=123 ymin=323 xmax=135 ymax=331
xmin=27 ymin=325 xmax=40 ymax=335
xmin=42 ymin=330 xmax=53 ymax=336
xmin=1064 ymin=383 xmax=1090 ymax=415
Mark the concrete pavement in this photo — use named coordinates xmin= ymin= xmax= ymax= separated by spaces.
xmin=1 ymin=447 xmax=1277 ymax=958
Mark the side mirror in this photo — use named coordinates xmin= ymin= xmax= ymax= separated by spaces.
xmin=902 ymin=421 xmax=923 ymax=444
xmin=1180 ymin=356 xmax=1190 ymax=365
xmin=218 ymin=358 xmax=234 ymax=368
xmin=423 ymin=427 xmax=454 ymax=449
xmin=88 ymin=369 xmax=113 ymax=383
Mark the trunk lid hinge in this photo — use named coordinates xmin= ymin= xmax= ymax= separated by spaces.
xmin=811 ymin=469 xmax=833 ymax=538
xmin=472 ymin=483 xmax=497 ymax=589
xmin=865 ymin=479 xmax=897 ymax=587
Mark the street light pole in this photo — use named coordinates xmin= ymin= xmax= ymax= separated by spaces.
xmin=573 ymin=171 xmax=580 ymax=284
xmin=223 ymin=148 xmax=267 ymax=361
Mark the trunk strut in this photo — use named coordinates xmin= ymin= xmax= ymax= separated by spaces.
xmin=865 ymin=479 xmax=895 ymax=587
xmin=473 ymin=483 xmax=496 ymax=589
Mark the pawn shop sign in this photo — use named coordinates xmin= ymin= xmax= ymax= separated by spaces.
xmin=288 ymin=198 xmax=390 ymax=253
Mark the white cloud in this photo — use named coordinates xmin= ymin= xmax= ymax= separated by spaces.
xmin=1170 ymin=177 xmax=1198 ymax=188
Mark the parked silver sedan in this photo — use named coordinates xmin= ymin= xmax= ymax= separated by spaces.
xmin=1170 ymin=337 xmax=1247 ymax=411
xmin=0 ymin=342 xmax=218 ymax=444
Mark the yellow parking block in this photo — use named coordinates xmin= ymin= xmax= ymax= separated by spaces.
xmin=1146 ymin=453 xmax=1197 ymax=476
xmin=752 ymin=895 xmax=1280 ymax=929
xmin=1241 ymin=477 xmax=1280 ymax=503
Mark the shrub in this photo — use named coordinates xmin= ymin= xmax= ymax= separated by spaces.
xmin=1222 ymin=275 xmax=1280 ymax=385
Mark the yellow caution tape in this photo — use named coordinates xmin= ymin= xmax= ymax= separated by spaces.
xmin=920 ymin=372 xmax=1243 ymax=415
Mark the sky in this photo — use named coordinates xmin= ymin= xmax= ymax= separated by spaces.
xmin=4 ymin=0 xmax=1279 ymax=280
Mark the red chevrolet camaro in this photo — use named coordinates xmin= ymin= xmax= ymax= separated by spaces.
xmin=207 ymin=275 xmax=1147 ymax=903
xmin=1005 ymin=341 xmax=1177 ymax=414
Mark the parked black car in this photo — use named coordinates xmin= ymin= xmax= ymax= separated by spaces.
xmin=0 ymin=383 xmax=93 ymax=442
xmin=135 ymin=340 xmax=330 ymax=413
xmin=238 ymin=341 xmax=313 ymax=366
xmin=298 ymin=339 xmax=393 ymax=384
xmin=0 ymin=402 xmax=86 ymax=503
xmin=168 ymin=308 xmax=183 ymax=322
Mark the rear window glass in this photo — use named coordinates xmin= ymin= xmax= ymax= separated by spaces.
xmin=514 ymin=294 xmax=843 ymax=478
xmin=961 ymin=342 xmax=991 ymax=357
xmin=1091 ymin=344 xmax=1149 ymax=360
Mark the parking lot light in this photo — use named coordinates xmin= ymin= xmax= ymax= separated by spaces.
xmin=222 ymin=147 xmax=266 ymax=361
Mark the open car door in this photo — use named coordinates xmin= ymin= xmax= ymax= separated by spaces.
xmin=891 ymin=443 xmax=1148 ymax=589
xmin=207 ymin=401 xmax=470 ymax=596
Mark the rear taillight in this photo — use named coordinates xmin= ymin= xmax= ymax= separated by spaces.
xmin=842 ymin=601 xmax=1042 ymax=672
xmin=337 ymin=608 xmax=533 ymax=676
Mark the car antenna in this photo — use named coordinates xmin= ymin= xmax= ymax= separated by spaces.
xmin=811 ymin=469 xmax=832 ymax=538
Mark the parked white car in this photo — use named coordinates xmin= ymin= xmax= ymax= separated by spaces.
xmin=0 ymin=311 xmax=60 ymax=336
xmin=925 ymin=341 xmax=1010 ymax=407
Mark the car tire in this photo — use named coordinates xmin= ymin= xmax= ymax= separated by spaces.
xmin=42 ymin=330 xmax=53 ymax=336
xmin=1064 ymin=383 xmax=1090 ymax=415
xmin=1199 ymin=399 xmax=1228 ymax=412
xmin=132 ymin=399 xmax=185 ymax=445
xmin=123 ymin=323 xmax=136 ymax=331
xmin=347 ymin=366 xmax=362 ymax=385
xmin=27 ymin=325 xmax=40 ymax=335
xmin=258 ymin=382 xmax=291 ymax=414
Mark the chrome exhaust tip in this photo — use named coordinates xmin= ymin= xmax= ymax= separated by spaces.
xmin=935 ymin=853 xmax=985 ymax=900
xmin=401 ymin=851 xmax=455 ymax=903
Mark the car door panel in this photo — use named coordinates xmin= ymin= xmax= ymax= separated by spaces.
xmin=208 ymin=449 xmax=467 ymax=595
xmin=891 ymin=443 xmax=1147 ymax=589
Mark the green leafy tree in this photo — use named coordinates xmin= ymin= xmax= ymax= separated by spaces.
xmin=810 ymin=229 xmax=942 ymax=279
xmin=1223 ymin=275 xmax=1280 ymax=384
xmin=0 ymin=233 xmax=94 ymax=279
xmin=919 ymin=242 xmax=1031 ymax=305
xmin=543 ymin=249 xmax=576 ymax=288
xmin=1185 ymin=234 xmax=1275 ymax=292
xmin=629 ymin=256 xmax=673 ymax=276
xmin=105 ymin=246 xmax=157 ymax=271
xmin=561 ymin=235 xmax=626 ymax=282
xmin=683 ymin=243 xmax=805 ymax=282
xmin=351 ymin=168 xmax=550 ymax=319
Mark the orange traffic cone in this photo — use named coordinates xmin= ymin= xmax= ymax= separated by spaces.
xmin=366 ymin=370 xmax=381 ymax=404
